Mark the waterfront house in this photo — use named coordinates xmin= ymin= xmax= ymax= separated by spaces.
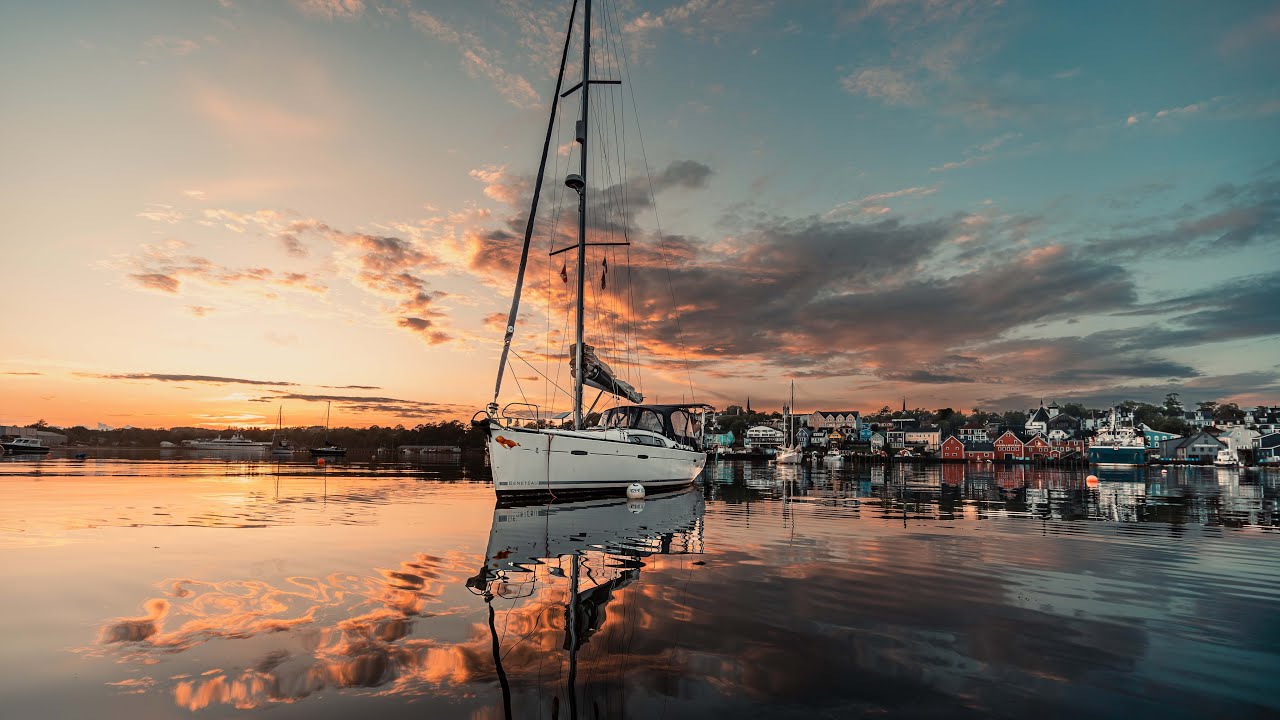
xmin=1158 ymin=431 xmax=1226 ymax=462
xmin=1025 ymin=434 xmax=1053 ymax=460
xmin=941 ymin=435 xmax=965 ymax=460
xmin=904 ymin=426 xmax=942 ymax=451
xmin=1219 ymin=426 xmax=1260 ymax=458
xmin=810 ymin=411 xmax=861 ymax=433
xmin=745 ymin=425 xmax=785 ymax=449
xmin=1025 ymin=404 xmax=1052 ymax=435
xmin=1181 ymin=409 xmax=1215 ymax=428
xmin=993 ymin=430 xmax=1027 ymax=461
xmin=869 ymin=432 xmax=886 ymax=450
xmin=1246 ymin=406 xmax=1280 ymax=433
xmin=796 ymin=426 xmax=812 ymax=448
xmin=963 ymin=440 xmax=996 ymax=462
xmin=1141 ymin=424 xmax=1180 ymax=449
xmin=827 ymin=429 xmax=845 ymax=448
xmin=1254 ymin=433 xmax=1280 ymax=463
xmin=1045 ymin=413 xmax=1081 ymax=439
xmin=706 ymin=430 xmax=735 ymax=449
xmin=958 ymin=424 xmax=989 ymax=443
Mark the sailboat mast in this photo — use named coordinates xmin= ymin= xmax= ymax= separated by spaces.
xmin=489 ymin=0 xmax=579 ymax=414
xmin=572 ymin=0 xmax=592 ymax=431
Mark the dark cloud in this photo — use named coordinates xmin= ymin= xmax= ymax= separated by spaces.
xmin=468 ymin=155 xmax=1278 ymax=407
xmin=1126 ymin=270 xmax=1280 ymax=345
xmin=880 ymin=369 xmax=979 ymax=384
xmin=981 ymin=372 xmax=1280 ymax=410
xmin=2 ymin=371 xmax=42 ymax=376
xmin=1087 ymin=177 xmax=1279 ymax=260
xmin=78 ymin=373 xmax=299 ymax=387
xmin=252 ymin=392 xmax=466 ymax=419
xmin=124 ymin=250 xmax=326 ymax=295
xmin=132 ymin=272 xmax=180 ymax=293
xmin=278 ymin=232 xmax=308 ymax=258
xmin=397 ymin=317 xmax=450 ymax=345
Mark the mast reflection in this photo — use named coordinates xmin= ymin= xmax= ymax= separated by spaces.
xmin=466 ymin=488 xmax=705 ymax=719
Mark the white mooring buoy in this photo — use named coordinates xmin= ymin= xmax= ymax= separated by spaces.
xmin=626 ymin=483 xmax=645 ymax=499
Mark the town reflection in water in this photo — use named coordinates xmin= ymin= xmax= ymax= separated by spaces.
xmin=1 ymin=456 xmax=1274 ymax=718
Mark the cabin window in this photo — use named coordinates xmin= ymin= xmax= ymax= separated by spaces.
xmin=636 ymin=410 xmax=664 ymax=434
xmin=670 ymin=410 xmax=699 ymax=439
xmin=629 ymin=434 xmax=665 ymax=446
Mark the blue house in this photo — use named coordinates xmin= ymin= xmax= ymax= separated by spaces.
xmin=1141 ymin=424 xmax=1180 ymax=449
xmin=707 ymin=430 xmax=735 ymax=449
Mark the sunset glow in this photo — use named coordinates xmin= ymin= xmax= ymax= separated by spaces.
xmin=3 ymin=0 xmax=1278 ymax=429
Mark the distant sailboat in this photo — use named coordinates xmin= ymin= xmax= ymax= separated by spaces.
xmin=775 ymin=381 xmax=802 ymax=465
xmin=271 ymin=406 xmax=293 ymax=455
xmin=309 ymin=401 xmax=346 ymax=457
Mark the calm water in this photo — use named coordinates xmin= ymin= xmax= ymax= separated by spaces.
xmin=2 ymin=452 xmax=1278 ymax=719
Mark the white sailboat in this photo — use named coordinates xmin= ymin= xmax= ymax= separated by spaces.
xmin=270 ymin=405 xmax=293 ymax=455
xmin=775 ymin=381 xmax=802 ymax=465
xmin=309 ymin=401 xmax=346 ymax=457
xmin=482 ymin=0 xmax=707 ymax=496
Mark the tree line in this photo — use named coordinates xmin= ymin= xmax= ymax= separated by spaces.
xmin=23 ymin=420 xmax=489 ymax=450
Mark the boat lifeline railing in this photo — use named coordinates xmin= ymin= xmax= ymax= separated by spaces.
xmin=496 ymin=402 xmax=572 ymax=427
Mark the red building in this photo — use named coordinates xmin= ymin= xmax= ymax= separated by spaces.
xmin=941 ymin=435 xmax=966 ymax=460
xmin=1025 ymin=434 xmax=1052 ymax=460
xmin=993 ymin=430 xmax=1027 ymax=461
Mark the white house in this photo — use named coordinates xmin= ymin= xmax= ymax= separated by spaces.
xmin=745 ymin=425 xmax=786 ymax=448
xmin=1220 ymin=426 xmax=1261 ymax=458
xmin=903 ymin=426 xmax=942 ymax=451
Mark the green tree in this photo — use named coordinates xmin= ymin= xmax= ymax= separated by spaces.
xmin=1215 ymin=402 xmax=1245 ymax=424
xmin=1162 ymin=392 xmax=1183 ymax=417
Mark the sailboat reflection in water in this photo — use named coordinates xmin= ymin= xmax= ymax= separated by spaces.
xmin=466 ymin=487 xmax=704 ymax=719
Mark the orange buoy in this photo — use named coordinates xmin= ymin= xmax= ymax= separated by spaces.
xmin=317 ymin=458 xmax=326 ymax=466
xmin=1086 ymin=474 xmax=1099 ymax=487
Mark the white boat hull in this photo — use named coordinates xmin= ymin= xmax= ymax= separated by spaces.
xmin=487 ymin=423 xmax=705 ymax=494
xmin=775 ymin=448 xmax=802 ymax=465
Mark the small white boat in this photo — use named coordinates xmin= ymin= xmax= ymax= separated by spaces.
xmin=1213 ymin=449 xmax=1240 ymax=467
xmin=1 ymin=437 xmax=50 ymax=455
xmin=823 ymin=450 xmax=844 ymax=464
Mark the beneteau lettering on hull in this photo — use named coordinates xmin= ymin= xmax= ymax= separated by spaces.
xmin=480 ymin=0 xmax=707 ymax=497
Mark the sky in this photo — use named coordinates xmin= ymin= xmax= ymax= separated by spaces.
xmin=1 ymin=0 xmax=1278 ymax=430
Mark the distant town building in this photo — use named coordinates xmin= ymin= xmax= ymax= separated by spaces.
xmin=0 ymin=425 xmax=68 ymax=447
xmin=1141 ymin=424 xmax=1180 ymax=449
xmin=1219 ymin=427 xmax=1260 ymax=456
xmin=745 ymin=425 xmax=785 ymax=448
xmin=1254 ymin=433 xmax=1280 ymax=463
xmin=1159 ymin=431 xmax=1226 ymax=462
xmin=903 ymin=426 xmax=942 ymax=451
xmin=809 ymin=411 xmax=861 ymax=432
xmin=1246 ymin=406 xmax=1280 ymax=433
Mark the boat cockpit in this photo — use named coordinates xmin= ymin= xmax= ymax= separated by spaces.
xmin=595 ymin=404 xmax=708 ymax=450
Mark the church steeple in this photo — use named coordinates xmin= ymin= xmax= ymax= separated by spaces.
xmin=746 ymin=396 xmax=752 ymax=414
